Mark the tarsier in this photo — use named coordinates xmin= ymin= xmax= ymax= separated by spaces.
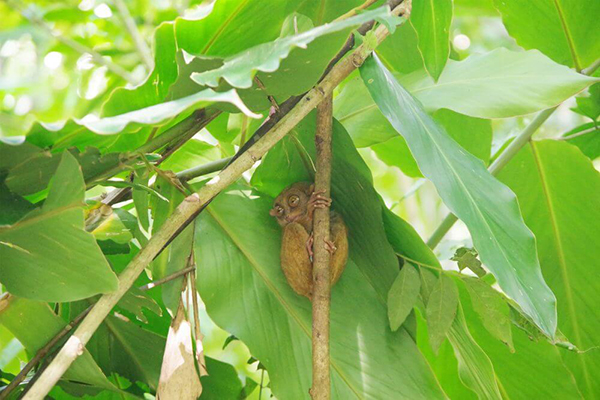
xmin=270 ymin=182 xmax=348 ymax=299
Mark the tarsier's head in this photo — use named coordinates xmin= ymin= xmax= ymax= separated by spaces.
xmin=270 ymin=182 xmax=314 ymax=227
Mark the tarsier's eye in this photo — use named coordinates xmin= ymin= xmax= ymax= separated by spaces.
xmin=288 ymin=195 xmax=300 ymax=207
xmin=276 ymin=206 xmax=284 ymax=215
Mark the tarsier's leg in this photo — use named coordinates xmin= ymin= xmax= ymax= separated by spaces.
xmin=281 ymin=222 xmax=313 ymax=298
xmin=328 ymin=212 xmax=348 ymax=286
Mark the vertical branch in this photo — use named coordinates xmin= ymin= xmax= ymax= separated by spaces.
xmin=311 ymin=95 xmax=333 ymax=400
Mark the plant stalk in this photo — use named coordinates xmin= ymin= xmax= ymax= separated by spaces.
xmin=113 ymin=0 xmax=154 ymax=70
xmin=310 ymin=95 xmax=333 ymax=400
xmin=23 ymin=3 xmax=411 ymax=397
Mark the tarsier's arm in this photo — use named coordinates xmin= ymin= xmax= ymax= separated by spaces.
xmin=328 ymin=211 xmax=348 ymax=286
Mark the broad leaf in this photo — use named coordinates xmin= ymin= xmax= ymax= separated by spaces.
xmin=194 ymin=187 xmax=445 ymax=399
xmin=80 ymin=89 xmax=259 ymax=134
xmin=563 ymin=122 xmax=600 ymax=160
xmin=388 ymin=264 xmax=421 ymax=331
xmin=338 ymin=49 xmax=598 ymax=125
xmin=410 ymin=0 xmax=452 ymax=81
xmin=426 ymin=274 xmax=458 ymax=352
xmin=498 ymin=140 xmax=600 ymax=397
xmin=370 ymin=109 xmax=492 ymax=178
xmin=571 ymin=83 xmax=600 ymax=122
xmin=492 ymin=0 xmax=600 ymax=70
xmin=191 ymin=7 xmax=392 ymax=88
xmin=0 ymin=152 xmax=118 ymax=302
xmin=376 ymin=22 xmax=425 ymax=75
xmin=462 ymin=276 xmax=513 ymax=350
xmin=361 ymin=55 xmax=558 ymax=336
xmin=458 ymin=281 xmax=584 ymax=399
xmin=0 ymin=296 xmax=116 ymax=391
xmin=447 ymin=304 xmax=502 ymax=400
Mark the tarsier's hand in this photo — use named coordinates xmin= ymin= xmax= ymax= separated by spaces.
xmin=307 ymin=189 xmax=332 ymax=218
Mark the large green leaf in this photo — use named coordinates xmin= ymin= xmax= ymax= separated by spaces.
xmin=492 ymin=0 xmax=600 ymax=70
xmin=497 ymin=140 xmax=600 ymax=398
xmin=376 ymin=22 xmax=425 ymax=75
xmin=0 ymin=152 xmax=118 ymax=302
xmin=563 ymin=122 xmax=600 ymax=160
xmin=0 ymin=296 xmax=116 ymax=391
xmin=457 ymin=279 xmax=583 ymax=400
xmin=370 ymin=109 xmax=492 ymax=178
xmin=360 ymin=55 xmax=557 ymax=336
xmin=191 ymin=7 xmax=392 ymax=88
xmin=337 ymin=49 xmax=597 ymax=124
xmin=194 ymin=186 xmax=445 ymax=399
xmin=410 ymin=0 xmax=452 ymax=81
xmin=80 ymin=89 xmax=259 ymax=134
xmin=175 ymin=0 xmax=293 ymax=57
xmin=87 ymin=315 xmax=166 ymax=391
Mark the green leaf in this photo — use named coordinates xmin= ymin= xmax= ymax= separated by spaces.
xmin=101 ymin=23 xmax=179 ymax=118
xmin=0 ymin=181 xmax=34 ymax=225
xmin=462 ymin=277 xmax=513 ymax=350
xmin=492 ymin=0 xmax=600 ymax=70
xmin=447 ymin=304 xmax=502 ymax=400
xmin=88 ymin=316 xmax=166 ymax=390
xmin=458 ymin=281 xmax=584 ymax=399
xmin=191 ymin=7 xmax=392 ymax=88
xmin=0 ymin=296 xmax=117 ymax=390
xmin=195 ymin=186 xmax=446 ymax=399
xmin=0 ymin=152 xmax=118 ymax=302
xmin=388 ymin=264 xmax=421 ymax=331
xmin=370 ymin=109 xmax=492 ymax=178
xmin=571 ymin=83 xmax=600 ymax=121
xmin=498 ymin=140 xmax=600 ymax=398
xmin=426 ymin=274 xmax=459 ymax=353
xmin=410 ymin=0 xmax=452 ymax=81
xmin=376 ymin=22 xmax=425 ymax=75
xmin=361 ymin=55 xmax=557 ymax=337
xmin=451 ymin=247 xmax=486 ymax=277
xmin=200 ymin=358 xmax=245 ymax=400
xmin=341 ymin=48 xmax=598 ymax=125
xmin=80 ymin=89 xmax=259 ymax=134
xmin=563 ymin=122 xmax=600 ymax=159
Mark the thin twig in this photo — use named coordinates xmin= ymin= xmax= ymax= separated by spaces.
xmin=310 ymin=95 xmax=333 ymax=400
xmin=426 ymin=57 xmax=600 ymax=249
xmin=7 ymin=0 xmax=136 ymax=83
xmin=112 ymin=0 xmax=154 ymax=70
xmin=334 ymin=0 xmax=380 ymax=21
xmin=139 ymin=266 xmax=196 ymax=291
xmin=253 ymin=76 xmax=280 ymax=112
xmin=23 ymin=4 xmax=411 ymax=397
xmin=558 ymin=126 xmax=598 ymax=140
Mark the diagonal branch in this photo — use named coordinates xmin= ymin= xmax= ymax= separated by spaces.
xmin=112 ymin=0 xmax=154 ymax=70
xmin=22 ymin=3 xmax=411 ymax=398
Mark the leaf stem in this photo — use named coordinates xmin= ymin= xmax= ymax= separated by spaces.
xmin=558 ymin=126 xmax=598 ymax=140
xmin=426 ymin=58 xmax=600 ymax=249
xmin=22 ymin=3 xmax=412 ymax=397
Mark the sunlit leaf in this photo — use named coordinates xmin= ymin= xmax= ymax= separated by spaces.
xmin=361 ymin=55 xmax=558 ymax=336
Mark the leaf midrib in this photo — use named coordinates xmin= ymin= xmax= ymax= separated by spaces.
xmin=529 ymin=141 xmax=592 ymax=394
xmin=205 ymin=205 xmax=363 ymax=399
xmin=551 ymin=0 xmax=581 ymax=71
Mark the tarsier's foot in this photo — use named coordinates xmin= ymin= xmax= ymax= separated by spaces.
xmin=308 ymin=189 xmax=332 ymax=216
xmin=324 ymin=239 xmax=337 ymax=255
xmin=306 ymin=234 xmax=314 ymax=261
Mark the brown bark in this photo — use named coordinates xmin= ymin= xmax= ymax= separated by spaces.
xmin=310 ymin=95 xmax=333 ymax=400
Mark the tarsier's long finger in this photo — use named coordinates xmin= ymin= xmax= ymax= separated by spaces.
xmin=324 ymin=239 xmax=337 ymax=254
